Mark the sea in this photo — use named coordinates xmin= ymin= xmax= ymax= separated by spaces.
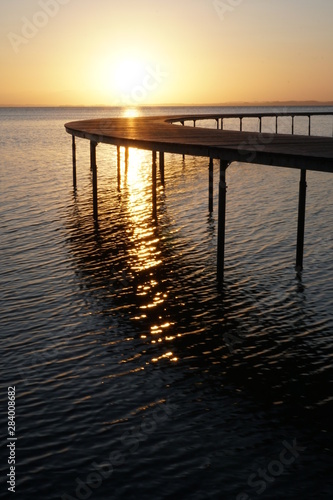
xmin=0 ymin=106 xmax=332 ymax=500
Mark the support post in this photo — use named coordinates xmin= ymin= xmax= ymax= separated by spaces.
xmin=216 ymin=119 xmax=219 ymax=129
xmin=217 ymin=161 xmax=228 ymax=281
xmin=291 ymin=116 xmax=294 ymax=135
xmin=209 ymin=157 xmax=214 ymax=213
xmin=90 ymin=141 xmax=98 ymax=220
xmin=117 ymin=145 xmax=121 ymax=191
xmin=276 ymin=116 xmax=278 ymax=133
xmin=125 ymin=147 xmax=129 ymax=174
xmin=72 ymin=135 xmax=77 ymax=189
xmin=152 ymin=151 xmax=157 ymax=220
xmin=159 ymin=151 xmax=165 ymax=186
xmin=259 ymin=117 xmax=262 ymax=133
xmin=296 ymin=169 xmax=307 ymax=273
xmin=221 ymin=118 xmax=223 ymax=130
xmin=240 ymin=117 xmax=243 ymax=132
xmin=308 ymin=116 xmax=311 ymax=136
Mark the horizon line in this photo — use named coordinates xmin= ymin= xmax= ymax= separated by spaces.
xmin=1 ymin=100 xmax=333 ymax=108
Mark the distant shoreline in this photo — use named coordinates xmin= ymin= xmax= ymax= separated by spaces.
xmin=1 ymin=101 xmax=333 ymax=108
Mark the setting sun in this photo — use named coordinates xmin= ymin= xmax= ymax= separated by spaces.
xmin=114 ymin=60 xmax=146 ymax=94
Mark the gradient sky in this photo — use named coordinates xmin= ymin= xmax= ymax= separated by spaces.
xmin=1 ymin=0 xmax=333 ymax=106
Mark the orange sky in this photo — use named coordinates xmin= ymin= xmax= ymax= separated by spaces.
xmin=1 ymin=0 xmax=333 ymax=106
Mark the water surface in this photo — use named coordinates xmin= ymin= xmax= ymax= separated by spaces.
xmin=0 ymin=106 xmax=332 ymax=499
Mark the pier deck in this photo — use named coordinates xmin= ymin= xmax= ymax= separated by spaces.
xmin=65 ymin=113 xmax=333 ymax=280
xmin=65 ymin=115 xmax=333 ymax=172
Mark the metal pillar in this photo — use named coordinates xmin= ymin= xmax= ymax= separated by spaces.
xmin=72 ymin=135 xmax=77 ymax=189
xmin=296 ymin=169 xmax=307 ymax=272
xmin=291 ymin=116 xmax=295 ymax=135
xmin=221 ymin=118 xmax=223 ymax=130
xmin=308 ymin=116 xmax=311 ymax=136
xmin=209 ymin=157 xmax=214 ymax=213
xmin=90 ymin=141 xmax=98 ymax=220
xmin=117 ymin=145 xmax=121 ymax=191
xmin=152 ymin=151 xmax=157 ymax=220
xmin=259 ymin=117 xmax=262 ymax=133
xmin=159 ymin=151 xmax=165 ymax=186
xmin=240 ymin=118 xmax=243 ymax=132
xmin=217 ymin=161 xmax=228 ymax=281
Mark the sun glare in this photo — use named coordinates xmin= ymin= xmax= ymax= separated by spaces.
xmin=114 ymin=60 xmax=146 ymax=94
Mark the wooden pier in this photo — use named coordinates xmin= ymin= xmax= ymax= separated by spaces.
xmin=65 ymin=111 xmax=333 ymax=281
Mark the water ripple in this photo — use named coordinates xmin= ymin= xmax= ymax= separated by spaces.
xmin=0 ymin=107 xmax=332 ymax=499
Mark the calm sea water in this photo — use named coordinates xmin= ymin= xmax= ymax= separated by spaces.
xmin=0 ymin=106 xmax=333 ymax=500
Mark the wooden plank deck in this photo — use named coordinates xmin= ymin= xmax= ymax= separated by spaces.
xmin=65 ymin=115 xmax=333 ymax=173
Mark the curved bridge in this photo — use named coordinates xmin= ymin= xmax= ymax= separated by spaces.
xmin=65 ymin=112 xmax=333 ymax=280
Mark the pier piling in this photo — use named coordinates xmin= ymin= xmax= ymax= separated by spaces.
xmin=117 ymin=146 xmax=121 ymax=191
xmin=217 ymin=161 xmax=228 ymax=282
xmin=152 ymin=151 xmax=157 ymax=220
xmin=90 ymin=141 xmax=98 ymax=220
xmin=209 ymin=158 xmax=214 ymax=213
xmin=159 ymin=152 xmax=165 ymax=185
xmin=125 ymin=147 xmax=129 ymax=175
xmin=296 ymin=169 xmax=307 ymax=272
xmin=72 ymin=135 xmax=77 ymax=189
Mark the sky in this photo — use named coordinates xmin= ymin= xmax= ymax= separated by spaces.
xmin=1 ymin=0 xmax=333 ymax=106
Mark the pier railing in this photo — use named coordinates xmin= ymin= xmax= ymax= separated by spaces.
xmin=168 ymin=110 xmax=333 ymax=137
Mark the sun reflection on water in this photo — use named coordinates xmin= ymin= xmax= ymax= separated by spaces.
xmin=125 ymin=148 xmax=162 ymax=274
xmin=118 ymin=146 xmax=175 ymax=359
xmin=122 ymin=108 xmax=140 ymax=118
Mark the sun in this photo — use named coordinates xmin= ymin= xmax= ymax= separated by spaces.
xmin=114 ymin=59 xmax=146 ymax=94
xmin=92 ymin=52 xmax=157 ymax=106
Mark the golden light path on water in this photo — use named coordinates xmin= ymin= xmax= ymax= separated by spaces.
xmin=113 ymin=129 xmax=178 ymax=363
